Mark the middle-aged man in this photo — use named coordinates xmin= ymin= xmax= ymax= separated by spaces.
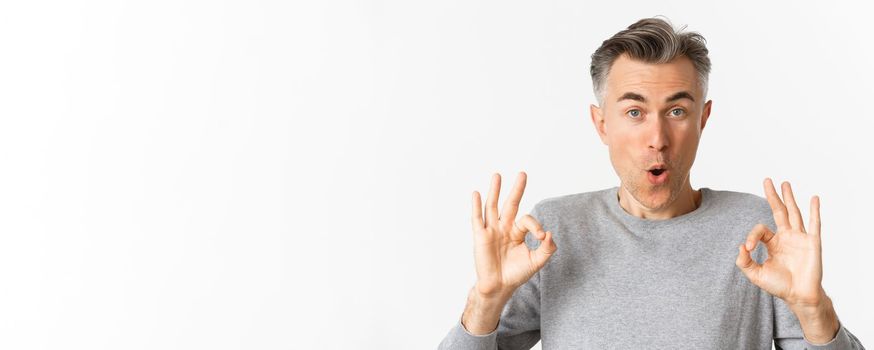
xmin=438 ymin=17 xmax=865 ymax=349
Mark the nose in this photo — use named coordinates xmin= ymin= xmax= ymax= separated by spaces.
xmin=646 ymin=116 xmax=670 ymax=152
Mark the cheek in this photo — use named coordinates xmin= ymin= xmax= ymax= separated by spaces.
xmin=671 ymin=133 xmax=702 ymax=164
xmin=661 ymin=119 xmax=693 ymax=139
xmin=609 ymin=133 xmax=642 ymax=158
xmin=673 ymin=127 xmax=701 ymax=145
xmin=606 ymin=144 xmax=638 ymax=175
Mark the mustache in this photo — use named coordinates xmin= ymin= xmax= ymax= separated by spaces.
xmin=642 ymin=156 xmax=677 ymax=169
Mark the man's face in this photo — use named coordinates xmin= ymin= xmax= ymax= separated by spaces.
xmin=590 ymin=53 xmax=712 ymax=211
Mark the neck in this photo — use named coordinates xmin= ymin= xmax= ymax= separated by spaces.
xmin=617 ymin=182 xmax=701 ymax=220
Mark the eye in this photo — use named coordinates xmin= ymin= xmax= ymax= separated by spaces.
xmin=626 ymin=109 xmax=642 ymax=119
xmin=669 ymin=108 xmax=685 ymax=117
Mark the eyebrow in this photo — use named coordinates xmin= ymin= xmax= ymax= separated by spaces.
xmin=617 ymin=91 xmax=696 ymax=103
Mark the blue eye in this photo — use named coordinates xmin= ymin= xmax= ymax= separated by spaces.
xmin=670 ymin=108 xmax=685 ymax=117
xmin=627 ymin=109 xmax=642 ymax=118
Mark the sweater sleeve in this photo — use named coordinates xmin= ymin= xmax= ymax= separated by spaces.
xmin=437 ymin=271 xmax=543 ymax=350
xmin=437 ymin=204 xmax=546 ymax=350
xmin=772 ymin=295 xmax=865 ymax=350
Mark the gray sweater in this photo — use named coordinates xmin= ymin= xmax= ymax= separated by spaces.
xmin=439 ymin=187 xmax=865 ymax=349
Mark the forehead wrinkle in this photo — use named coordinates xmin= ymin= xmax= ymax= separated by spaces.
xmin=604 ymin=55 xmax=700 ymax=103
xmin=612 ymin=76 xmax=695 ymax=91
xmin=609 ymin=79 xmax=698 ymax=106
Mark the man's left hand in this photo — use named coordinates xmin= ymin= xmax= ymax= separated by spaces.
xmin=735 ymin=178 xmax=839 ymax=344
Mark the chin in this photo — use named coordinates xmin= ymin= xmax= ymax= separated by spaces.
xmin=626 ymin=180 xmax=677 ymax=211
xmin=642 ymin=190 xmax=673 ymax=210
xmin=646 ymin=193 xmax=674 ymax=210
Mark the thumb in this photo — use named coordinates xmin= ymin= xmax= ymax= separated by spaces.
xmin=735 ymin=244 xmax=762 ymax=285
xmin=531 ymin=231 xmax=557 ymax=270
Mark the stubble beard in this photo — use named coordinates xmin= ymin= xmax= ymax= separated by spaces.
xmin=621 ymin=159 xmax=687 ymax=211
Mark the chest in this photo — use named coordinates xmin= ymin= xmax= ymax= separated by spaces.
xmin=536 ymin=226 xmax=772 ymax=348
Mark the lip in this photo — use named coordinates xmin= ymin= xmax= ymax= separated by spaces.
xmin=647 ymin=168 xmax=669 ymax=185
xmin=647 ymin=163 xmax=667 ymax=171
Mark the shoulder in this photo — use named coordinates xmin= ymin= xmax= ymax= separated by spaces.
xmin=703 ymin=188 xmax=775 ymax=226
xmin=705 ymin=188 xmax=769 ymax=211
xmin=523 ymin=188 xmax=611 ymax=250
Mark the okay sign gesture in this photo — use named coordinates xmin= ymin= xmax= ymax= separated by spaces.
xmin=735 ymin=178 xmax=826 ymax=308
xmin=471 ymin=172 xmax=557 ymax=301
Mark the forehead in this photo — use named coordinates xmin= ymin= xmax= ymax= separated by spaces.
xmin=606 ymin=53 xmax=700 ymax=99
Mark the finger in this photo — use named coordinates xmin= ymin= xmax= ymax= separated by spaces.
xmin=510 ymin=214 xmax=545 ymax=243
xmin=735 ymin=243 xmax=763 ymax=285
xmin=744 ymin=223 xmax=775 ymax=251
xmin=471 ymin=191 xmax=484 ymax=230
xmin=763 ymin=178 xmax=791 ymax=231
xmin=781 ymin=181 xmax=806 ymax=233
xmin=530 ymin=231 xmax=557 ymax=271
xmin=485 ymin=173 xmax=501 ymax=226
xmin=810 ymin=195 xmax=821 ymax=237
xmin=500 ymin=172 xmax=528 ymax=228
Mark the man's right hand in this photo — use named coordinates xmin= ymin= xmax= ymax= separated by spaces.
xmin=461 ymin=172 xmax=557 ymax=335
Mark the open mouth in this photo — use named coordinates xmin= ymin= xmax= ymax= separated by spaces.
xmin=646 ymin=165 xmax=669 ymax=185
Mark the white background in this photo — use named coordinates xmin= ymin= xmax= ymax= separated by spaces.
xmin=0 ymin=1 xmax=871 ymax=349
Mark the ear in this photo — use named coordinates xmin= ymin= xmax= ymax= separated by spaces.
xmin=590 ymin=103 xmax=608 ymax=145
xmin=700 ymin=99 xmax=712 ymax=132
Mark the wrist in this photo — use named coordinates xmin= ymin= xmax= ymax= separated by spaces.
xmin=788 ymin=293 xmax=840 ymax=345
xmin=461 ymin=287 xmax=511 ymax=335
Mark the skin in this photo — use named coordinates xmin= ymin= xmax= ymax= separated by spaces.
xmin=589 ymin=53 xmax=710 ymax=219
xmin=736 ymin=179 xmax=839 ymax=344
xmin=462 ymin=53 xmax=840 ymax=344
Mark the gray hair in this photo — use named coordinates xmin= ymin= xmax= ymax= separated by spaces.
xmin=590 ymin=17 xmax=711 ymax=106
